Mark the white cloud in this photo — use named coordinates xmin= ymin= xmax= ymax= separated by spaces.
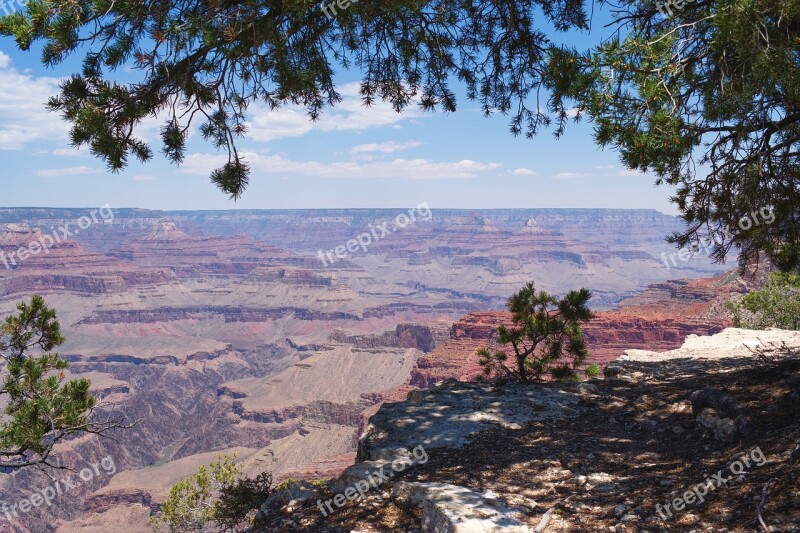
xmin=52 ymin=147 xmax=88 ymax=157
xmin=510 ymin=168 xmax=537 ymax=176
xmin=595 ymin=164 xmax=616 ymax=169
xmin=132 ymin=174 xmax=157 ymax=181
xmin=551 ymin=172 xmax=591 ymax=179
xmin=351 ymin=140 xmax=421 ymax=155
xmin=618 ymin=168 xmax=647 ymax=176
xmin=0 ymin=60 xmax=418 ymax=154
xmin=0 ymin=130 xmax=40 ymax=149
xmin=0 ymin=54 xmax=69 ymax=150
xmin=182 ymin=151 xmax=501 ymax=180
xmin=37 ymin=166 xmax=99 ymax=177
xmin=245 ymin=82 xmax=423 ymax=142
xmin=245 ymin=109 xmax=315 ymax=142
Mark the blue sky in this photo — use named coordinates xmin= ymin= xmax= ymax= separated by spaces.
xmin=0 ymin=9 xmax=676 ymax=212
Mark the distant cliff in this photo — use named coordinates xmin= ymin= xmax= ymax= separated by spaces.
xmin=409 ymin=270 xmax=751 ymax=387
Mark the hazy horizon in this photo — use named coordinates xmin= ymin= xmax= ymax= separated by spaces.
xmin=0 ymin=205 xmax=678 ymax=213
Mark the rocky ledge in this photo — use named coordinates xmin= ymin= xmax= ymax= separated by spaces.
xmin=254 ymin=328 xmax=800 ymax=532
xmin=357 ymin=380 xmax=583 ymax=463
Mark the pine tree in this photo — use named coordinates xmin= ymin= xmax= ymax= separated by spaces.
xmin=477 ymin=282 xmax=597 ymax=382
xmin=546 ymin=0 xmax=800 ymax=271
xmin=0 ymin=0 xmax=588 ymax=199
xmin=0 ymin=295 xmax=123 ymax=469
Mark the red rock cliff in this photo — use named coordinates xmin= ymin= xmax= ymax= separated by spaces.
xmin=410 ymin=271 xmax=751 ymax=386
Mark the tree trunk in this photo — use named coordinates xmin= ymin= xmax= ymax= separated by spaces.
xmin=517 ymin=355 xmax=527 ymax=381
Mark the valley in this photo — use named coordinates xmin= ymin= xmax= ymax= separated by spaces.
xmin=0 ymin=208 xmax=732 ymax=532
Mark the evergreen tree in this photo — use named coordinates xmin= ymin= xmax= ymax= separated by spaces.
xmin=547 ymin=0 xmax=800 ymax=271
xmin=0 ymin=0 xmax=587 ymax=199
xmin=478 ymin=282 xmax=597 ymax=382
xmin=0 ymin=295 xmax=123 ymax=469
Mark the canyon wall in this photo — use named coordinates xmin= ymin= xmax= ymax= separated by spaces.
xmin=0 ymin=208 xmax=737 ymax=531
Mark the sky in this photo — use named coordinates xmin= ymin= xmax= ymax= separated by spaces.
xmin=0 ymin=7 xmax=676 ymax=212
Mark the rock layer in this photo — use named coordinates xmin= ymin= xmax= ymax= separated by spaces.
xmin=410 ymin=270 xmax=751 ymax=386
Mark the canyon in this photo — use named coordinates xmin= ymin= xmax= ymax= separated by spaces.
xmin=0 ymin=207 xmax=736 ymax=532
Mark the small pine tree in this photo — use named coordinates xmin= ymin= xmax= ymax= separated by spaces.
xmin=0 ymin=295 xmax=117 ymax=469
xmin=478 ymin=282 xmax=595 ymax=381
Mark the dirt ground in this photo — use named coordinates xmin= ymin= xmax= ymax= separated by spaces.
xmin=254 ymin=354 xmax=800 ymax=532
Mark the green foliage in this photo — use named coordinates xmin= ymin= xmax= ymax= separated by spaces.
xmin=151 ymin=454 xmax=272 ymax=533
xmin=274 ymin=477 xmax=299 ymax=491
xmin=0 ymin=0 xmax=588 ymax=199
xmin=0 ymin=295 xmax=109 ymax=469
xmin=727 ymin=273 xmax=800 ymax=330
xmin=215 ymin=471 xmax=273 ymax=532
xmin=546 ymin=0 xmax=800 ymax=271
xmin=477 ymin=282 xmax=595 ymax=382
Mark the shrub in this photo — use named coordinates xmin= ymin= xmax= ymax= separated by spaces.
xmin=727 ymin=272 xmax=800 ymax=330
xmin=151 ymin=454 xmax=272 ymax=533
xmin=215 ymin=472 xmax=273 ymax=532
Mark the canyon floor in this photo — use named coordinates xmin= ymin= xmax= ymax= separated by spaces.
xmin=255 ymin=329 xmax=800 ymax=532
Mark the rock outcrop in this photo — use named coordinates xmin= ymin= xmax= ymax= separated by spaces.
xmin=255 ymin=327 xmax=800 ymax=531
xmin=357 ymin=380 xmax=582 ymax=463
xmin=393 ymin=481 xmax=533 ymax=532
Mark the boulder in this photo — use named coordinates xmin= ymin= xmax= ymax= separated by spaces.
xmin=259 ymin=480 xmax=316 ymax=512
xmin=393 ymin=481 xmax=532 ymax=532
xmin=691 ymin=387 xmax=754 ymax=438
